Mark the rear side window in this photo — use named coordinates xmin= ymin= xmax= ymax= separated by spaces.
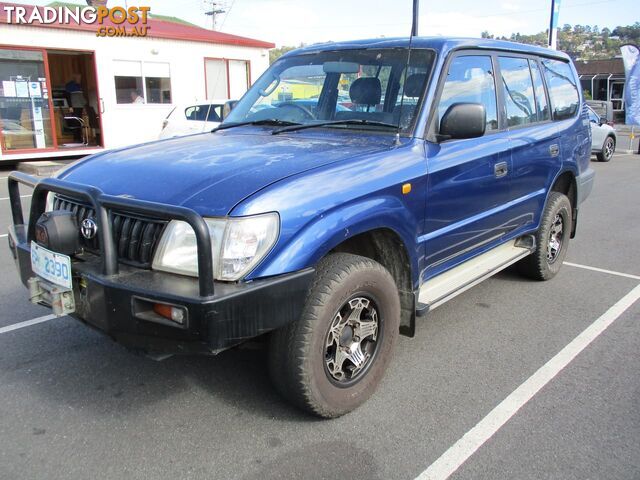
xmin=541 ymin=59 xmax=579 ymax=120
xmin=207 ymin=105 xmax=223 ymax=122
xmin=185 ymin=105 xmax=210 ymax=121
xmin=499 ymin=57 xmax=537 ymax=127
xmin=438 ymin=55 xmax=498 ymax=133
xmin=529 ymin=60 xmax=550 ymax=121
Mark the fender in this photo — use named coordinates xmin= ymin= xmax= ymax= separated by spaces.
xmin=245 ymin=194 xmax=421 ymax=285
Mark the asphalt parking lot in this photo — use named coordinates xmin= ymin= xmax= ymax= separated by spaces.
xmin=0 ymin=154 xmax=638 ymax=480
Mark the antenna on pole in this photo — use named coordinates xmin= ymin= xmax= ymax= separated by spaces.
xmin=395 ymin=0 xmax=420 ymax=146
xmin=411 ymin=0 xmax=419 ymax=37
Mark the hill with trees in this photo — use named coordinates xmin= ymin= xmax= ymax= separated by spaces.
xmin=481 ymin=22 xmax=640 ymax=60
xmin=269 ymin=23 xmax=640 ymax=64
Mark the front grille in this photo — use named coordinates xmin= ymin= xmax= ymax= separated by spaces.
xmin=53 ymin=195 xmax=167 ymax=268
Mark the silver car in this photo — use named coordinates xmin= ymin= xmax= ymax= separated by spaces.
xmin=588 ymin=106 xmax=616 ymax=162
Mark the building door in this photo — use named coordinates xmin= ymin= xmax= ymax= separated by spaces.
xmin=610 ymin=81 xmax=625 ymax=113
xmin=0 ymin=47 xmax=56 ymax=153
xmin=47 ymin=50 xmax=103 ymax=149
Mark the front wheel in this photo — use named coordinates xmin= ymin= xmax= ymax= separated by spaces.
xmin=518 ymin=191 xmax=572 ymax=281
xmin=269 ymin=253 xmax=400 ymax=418
xmin=596 ymin=136 xmax=615 ymax=162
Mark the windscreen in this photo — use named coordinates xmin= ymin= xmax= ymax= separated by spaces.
xmin=224 ymin=48 xmax=436 ymax=133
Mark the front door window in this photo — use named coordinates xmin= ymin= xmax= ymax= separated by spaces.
xmin=0 ymin=48 xmax=54 ymax=151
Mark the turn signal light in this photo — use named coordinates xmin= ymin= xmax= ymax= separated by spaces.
xmin=153 ymin=303 xmax=186 ymax=325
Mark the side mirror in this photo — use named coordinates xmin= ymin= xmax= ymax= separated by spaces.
xmin=223 ymin=100 xmax=238 ymax=119
xmin=438 ymin=103 xmax=486 ymax=141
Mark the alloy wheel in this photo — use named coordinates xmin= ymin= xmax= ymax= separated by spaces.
xmin=604 ymin=138 xmax=614 ymax=160
xmin=547 ymin=213 xmax=564 ymax=263
xmin=324 ymin=296 xmax=380 ymax=385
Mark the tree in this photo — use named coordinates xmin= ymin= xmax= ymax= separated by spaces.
xmin=269 ymin=44 xmax=305 ymax=64
xmin=613 ymin=22 xmax=640 ymax=42
xmin=479 ymin=22 xmax=638 ymax=60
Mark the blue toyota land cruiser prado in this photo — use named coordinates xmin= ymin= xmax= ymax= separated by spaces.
xmin=8 ymin=37 xmax=594 ymax=418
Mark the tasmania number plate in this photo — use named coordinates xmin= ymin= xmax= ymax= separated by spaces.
xmin=30 ymin=241 xmax=72 ymax=289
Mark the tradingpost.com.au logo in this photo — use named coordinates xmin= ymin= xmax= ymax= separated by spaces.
xmin=2 ymin=4 xmax=152 ymax=37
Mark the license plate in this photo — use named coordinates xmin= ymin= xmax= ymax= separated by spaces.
xmin=30 ymin=241 xmax=72 ymax=289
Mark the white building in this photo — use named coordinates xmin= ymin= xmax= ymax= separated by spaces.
xmin=0 ymin=2 xmax=273 ymax=161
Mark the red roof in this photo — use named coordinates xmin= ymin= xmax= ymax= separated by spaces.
xmin=0 ymin=2 xmax=275 ymax=48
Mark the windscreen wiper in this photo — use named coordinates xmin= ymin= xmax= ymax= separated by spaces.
xmin=212 ymin=119 xmax=301 ymax=132
xmin=272 ymin=119 xmax=399 ymax=135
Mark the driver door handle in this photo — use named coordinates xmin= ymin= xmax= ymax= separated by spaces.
xmin=494 ymin=161 xmax=508 ymax=178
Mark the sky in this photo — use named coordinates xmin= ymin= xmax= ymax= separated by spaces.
xmin=15 ymin=0 xmax=640 ymax=46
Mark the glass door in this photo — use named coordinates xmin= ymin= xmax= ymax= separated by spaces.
xmin=0 ymin=48 xmax=55 ymax=153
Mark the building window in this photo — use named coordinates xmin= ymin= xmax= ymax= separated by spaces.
xmin=144 ymin=62 xmax=172 ymax=104
xmin=228 ymin=60 xmax=250 ymax=99
xmin=205 ymin=58 xmax=250 ymax=100
xmin=113 ymin=60 xmax=172 ymax=104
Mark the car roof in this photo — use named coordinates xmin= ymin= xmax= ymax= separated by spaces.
xmin=281 ymin=37 xmax=571 ymax=62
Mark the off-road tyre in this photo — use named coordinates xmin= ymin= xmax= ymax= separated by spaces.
xmin=269 ymin=253 xmax=400 ymax=418
xmin=518 ymin=191 xmax=572 ymax=281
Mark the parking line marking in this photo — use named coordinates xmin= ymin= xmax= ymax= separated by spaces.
xmin=415 ymin=282 xmax=640 ymax=480
xmin=0 ymin=314 xmax=58 ymax=335
xmin=564 ymin=261 xmax=640 ymax=281
xmin=0 ymin=195 xmax=31 ymax=201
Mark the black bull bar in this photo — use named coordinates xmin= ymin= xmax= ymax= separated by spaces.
xmin=7 ymin=171 xmax=215 ymax=298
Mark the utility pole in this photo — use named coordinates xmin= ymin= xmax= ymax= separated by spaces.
xmin=204 ymin=0 xmax=225 ymax=30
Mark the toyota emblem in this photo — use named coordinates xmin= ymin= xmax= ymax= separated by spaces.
xmin=80 ymin=218 xmax=98 ymax=240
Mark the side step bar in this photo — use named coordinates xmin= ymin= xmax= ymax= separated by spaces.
xmin=418 ymin=236 xmax=535 ymax=311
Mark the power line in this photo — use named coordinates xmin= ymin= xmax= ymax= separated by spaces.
xmin=218 ymin=0 xmax=237 ymax=29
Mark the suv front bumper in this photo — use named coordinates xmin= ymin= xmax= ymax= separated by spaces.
xmin=7 ymin=172 xmax=314 ymax=355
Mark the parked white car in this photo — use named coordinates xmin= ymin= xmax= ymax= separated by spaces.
xmin=159 ymin=100 xmax=227 ymax=139
xmin=587 ymin=105 xmax=616 ymax=162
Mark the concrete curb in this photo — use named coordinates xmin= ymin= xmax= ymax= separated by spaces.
xmin=17 ymin=161 xmax=69 ymax=177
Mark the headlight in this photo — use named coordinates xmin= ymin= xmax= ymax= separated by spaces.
xmin=152 ymin=213 xmax=279 ymax=281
